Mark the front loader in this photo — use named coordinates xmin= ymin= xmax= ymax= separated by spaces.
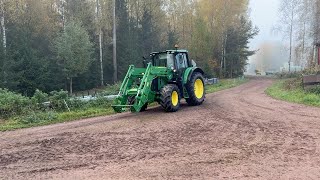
xmin=112 ymin=48 xmax=205 ymax=113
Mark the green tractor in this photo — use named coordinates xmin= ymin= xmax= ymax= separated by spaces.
xmin=112 ymin=48 xmax=205 ymax=113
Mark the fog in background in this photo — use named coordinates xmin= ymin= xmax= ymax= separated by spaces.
xmin=247 ymin=0 xmax=288 ymax=74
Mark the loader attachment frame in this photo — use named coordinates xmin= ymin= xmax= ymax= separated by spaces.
xmin=112 ymin=63 xmax=171 ymax=113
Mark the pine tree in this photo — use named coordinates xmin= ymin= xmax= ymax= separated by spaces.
xmin=54 ymin=20 xmax=94 ymax=94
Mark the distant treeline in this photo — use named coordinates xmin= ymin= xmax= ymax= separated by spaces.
xmin=0 ymin=0 xmax=257 ymax=96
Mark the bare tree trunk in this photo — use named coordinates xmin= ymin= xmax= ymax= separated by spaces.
xmin=96 ymin=0 xmax=104 ymax=86
xmin=182 ymin=9 xmax=185 ymax=44
xmin=220 ymin=33 xmax=227 ymax=78
xmin=1 ymin=0 xmax=6 ymax=51
xmin=61 ymin=0 xmax=65 ymax=30
xmin=220 ymin=50 xmax=223 ymax=77
xmin=99 ymin=29 xmax=103 ymax=86
xmin=312 ymin=45 xmax=315 ymax=66
xmin=113 ymin=0 xmax=117 ymax=82
xmin=1 ymin=0 xmax=7 ymax=85
xmin=289 ymin=8 xmax=294 ymax=72
xmin=223 ymin=33 xmax=227 ymax=72
xmin=220 ymin=0 xmax=228 ymax=78
xmin=302 ymin=21 xmax=305 ymax=67
xmin=230 ymin=58 xmax=233 ymax=78
xmin=70 ymin=77 xmax=73 ymax=95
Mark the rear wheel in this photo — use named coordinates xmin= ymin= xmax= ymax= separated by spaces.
xmin=160 ymin=84 xmax=181 ymax=112
xmin=186 ymin=72 xmax=205 ymax=106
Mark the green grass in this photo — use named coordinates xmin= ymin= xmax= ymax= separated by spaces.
xmin=0 ymin=107 xmax=114 ymax=131
xmin=206 ymin=78 xmax=249 ymax=94
xmin=0 ymin=78 xmax=249 ymax=131
xmin=266 ymin=80 xmax=320 ymax=107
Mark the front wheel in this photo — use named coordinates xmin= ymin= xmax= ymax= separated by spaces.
xmin=185 ymin=72 xmax=205 ymax=106
xmin=160 ymin=84 xmax=181 ymax=112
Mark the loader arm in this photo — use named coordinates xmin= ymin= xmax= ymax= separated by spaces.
xmin=112 ymin=63 xmax=160 ymax=113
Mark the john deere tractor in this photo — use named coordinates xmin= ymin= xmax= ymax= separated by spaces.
xmin=112 ymin=48 xmax=205 ymax=113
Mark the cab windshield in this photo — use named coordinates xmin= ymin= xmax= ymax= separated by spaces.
xmin=153 ymin=53 xmax=175 ymax=68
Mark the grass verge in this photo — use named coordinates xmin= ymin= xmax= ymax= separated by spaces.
xmin=206 ymin=78 xmax=249 ymax=94
xmin=0 ymin=107 xmax=114 ymax=131
xmin=265 ymin=79 xmax=320 ymax=107
xmin=0 ymin=78 xmax=248 ymax=131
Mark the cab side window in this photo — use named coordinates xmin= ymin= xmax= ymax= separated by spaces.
xmin=176 ymin=53 xmax=188 ymax=69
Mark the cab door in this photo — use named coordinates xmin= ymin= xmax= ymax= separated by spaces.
xmin=175 ymin=53 xmax=189 ymax=77
xmin=174 ymin=53 xmax=189 ymax=97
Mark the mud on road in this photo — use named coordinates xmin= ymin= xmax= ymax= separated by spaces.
xmin=1 ymin=78 xmax=320 ymax=179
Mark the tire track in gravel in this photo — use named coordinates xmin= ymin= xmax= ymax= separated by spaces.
xmin=1 ymin=77 xmax=320 ymax=180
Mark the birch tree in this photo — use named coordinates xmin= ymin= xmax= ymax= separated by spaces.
xmin=96 ymin=0 xmax=104 ymax=86
xmin=278 ymin=0 xmax=302 ymax=71
xmin=0 ymin=0 xmax=6 ymax=52
xmin=59 ymin=0 xmax=66 ymax=30
xmin=294 ymin=0 xmax=314 ymax=67
xmin=0 ymin=0 xmax=6 ymax=86
xmin=112 ymin=0 xmax=117 ymax=82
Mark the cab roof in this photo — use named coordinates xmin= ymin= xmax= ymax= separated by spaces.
xmin=150 ymin=49 xmax=188 ymax=56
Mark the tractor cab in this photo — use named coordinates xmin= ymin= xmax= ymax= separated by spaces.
xmin=150 ymin=50 xmax=192 ymax=71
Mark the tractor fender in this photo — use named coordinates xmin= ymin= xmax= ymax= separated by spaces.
xmin=183 ymin=67 xmax=204 ymax=85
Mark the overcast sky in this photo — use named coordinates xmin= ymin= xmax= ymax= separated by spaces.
xmin=249 ymin=0 xmax=282 ymax=49
xmin=247 ymin=0 xmax=286 ymax=73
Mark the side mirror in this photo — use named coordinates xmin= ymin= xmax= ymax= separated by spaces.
xmin=191 ymin=60 xmax=197 ymax=67
xmin=142 ymin=56 xmax=147 ymax=68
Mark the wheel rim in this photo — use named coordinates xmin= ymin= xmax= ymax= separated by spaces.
xmin=194 ymin=79 xmax=204 ymax=99
xmin=171 ymin=91 xmax=179 ymax=106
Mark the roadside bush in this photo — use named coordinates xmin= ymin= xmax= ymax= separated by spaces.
xmin=18 ymin=111 xmax=58 ymax=124
xmin=283 ymin=78 xmax=303 ymax=91
xmin=303 ymin=66 xmax=320 ymax=75
xmin=32 ymin=89 xmax=49 ymax=103
xmin=306 ymin=85 xmax=320 ymax=95
xmin=67 ymin=98 xmax=86 ymax=109
xmin=31 ymin=89 xmax=49 ymax=110
xmin=275 ymin=72 xmax=302 ymax=79
xmin=86 ymin=97 xmax=111 ymax=108
xmin=100 ymin=83 xmax=121 ymax=96
xmin=48 ymin=90 xmax=69 ymax=111
xmin=0 ymin=89 xmax=32 ymax=118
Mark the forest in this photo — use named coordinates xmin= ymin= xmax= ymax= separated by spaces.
xmin=276 ymin=0 xmax=320 ymax=69
xmin=0 ymin=0 xmax=258 ymax=96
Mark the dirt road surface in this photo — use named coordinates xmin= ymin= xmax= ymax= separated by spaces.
xmin=1 ymin=78 xmax=320 ymax=180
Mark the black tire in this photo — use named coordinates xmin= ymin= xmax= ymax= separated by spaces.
xmin=185 ymin=72 xmax=205 ymax=106
xmin=160 ymin=84 xmax=181 ymax=112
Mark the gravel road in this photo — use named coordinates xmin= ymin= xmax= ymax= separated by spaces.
xmin=1 ymin=78 xmax=320 ymax=180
